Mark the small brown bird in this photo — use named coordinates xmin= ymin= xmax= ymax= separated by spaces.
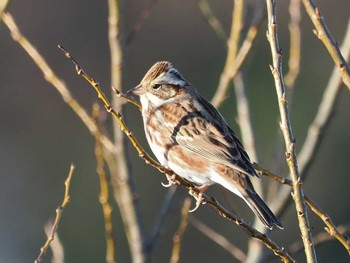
xmin=127 ymin=61 xmax=282 ymax=229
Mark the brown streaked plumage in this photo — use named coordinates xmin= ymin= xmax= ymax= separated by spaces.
xmin=127 ymin=61 xmax=282 ymax=229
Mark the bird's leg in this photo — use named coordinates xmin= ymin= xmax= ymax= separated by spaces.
xmin=161 ymin=173 xmax=178 ymax=188
xmin=188 ymin=184 xmax=208 ymax=212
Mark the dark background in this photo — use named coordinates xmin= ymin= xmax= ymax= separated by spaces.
xmin=0 ymin=0 xmax=349 ymax=262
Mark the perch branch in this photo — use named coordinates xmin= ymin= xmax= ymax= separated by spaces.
xmin=301 ymin=0 xmax=350 ymax=90
xmin=265 ymin=1 xmax=316 ymax=262
xmin=34 ymin=164 xmax=75 ymax=263
xmin=59 ymin=46 xmax=294 ymax=263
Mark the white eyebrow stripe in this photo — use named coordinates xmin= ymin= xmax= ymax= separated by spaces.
xmin=154 ymin=70 xmax=187 ymax=86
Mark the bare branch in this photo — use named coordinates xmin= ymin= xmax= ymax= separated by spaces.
xmin=301 ymin=0 xmax=350 ymax=90
xmin=289 ymin=224 xmax=350 ymax=255
xmin=1 ymin=12 xmax=115 ymax=154
xmin=255 ymin=163 xmax=350 ymax=255
xmin=93 ymin=104 xmax=118 ymax=263
xmin=305 ymin=199 xmax=350 ymax=255
xmin=170 ymin=198 xmax=191 ymax=263
xmin=265 ymin=1 xmax=316 ymax=262
xmin=270 ymin=15 xmax=350 ymax=220
xmin=34 ymin=164 xmax=75 ymax=263
xmin=108 ymin=1 xmax=146 ymax=261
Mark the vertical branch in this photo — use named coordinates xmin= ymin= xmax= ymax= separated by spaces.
xmin=301 ymin=0 xmax=350 ymax=90
xmin=270 ymin=16 xmax=350 ymax=218
xmin=265 ymin=1 xmax=317 ymax=263
xmin=107 ymin=1 xmax=145 ymax=262
xmin=93 ymin=104 xmax=118 ymax=263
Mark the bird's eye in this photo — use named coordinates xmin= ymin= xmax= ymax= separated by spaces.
xmin=152 ymin=84 xmax=161 ymax=90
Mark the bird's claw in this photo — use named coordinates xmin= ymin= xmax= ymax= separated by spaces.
xmin=188 ymin=185 xmax=208 ymax=212
xmin=161 ymin=173 xmax=177 ymax=188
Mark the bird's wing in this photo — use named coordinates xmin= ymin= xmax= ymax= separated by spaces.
xmin=174 ymin=95 xmax=259 ymax=178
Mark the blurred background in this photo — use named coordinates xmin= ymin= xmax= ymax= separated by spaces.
xmin=0 ymin=0 xmax=349 ymax=262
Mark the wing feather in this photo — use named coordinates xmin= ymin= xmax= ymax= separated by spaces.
xmin=173 ymin=94 xmax=259 ymax=178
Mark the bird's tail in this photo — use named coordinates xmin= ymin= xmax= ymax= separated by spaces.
xmin=245 ymin=190 xmax=283 ymax=230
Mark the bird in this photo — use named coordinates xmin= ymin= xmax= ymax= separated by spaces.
xmin=126 ymin=61 xmax=282 ymax=229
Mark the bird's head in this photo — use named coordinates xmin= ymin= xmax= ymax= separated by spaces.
xmin=127 ymin=61 xmax=190 ymax=108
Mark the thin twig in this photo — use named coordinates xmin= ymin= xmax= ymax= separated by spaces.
xmin=93 ymin=104 xmax=117 ymax=263
xmin=170 ymin=198 xmax=192 ymax=263
xmin=289 ymin=224 xmax=350 ymax=255
xmin=108 ymin=1 xmax=146 ymax=261
xmin=301 ymin=0 xmax=350 ymax=90
xmin=34 ymin=164 xmax=75 ymax=263
xmin=189 ymin=215 xmax=246 ymax=262
xmin=59 ymin=46 xmax=295 ymax=263
xmin=265 ymin=1 xmax=317 ymax=262
xmin=305 ymin=198 xmax=350 ymax=255
xmin=1 ymin=12 xmax=115 ymax=154
xmin=255 ymin=163 xmax=350 ymax=255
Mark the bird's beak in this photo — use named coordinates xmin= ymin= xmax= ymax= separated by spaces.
xmin=126 ymin=84 xmax=146 ymax=96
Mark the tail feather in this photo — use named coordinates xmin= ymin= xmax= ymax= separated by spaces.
xmin=246 ymin=191 xmax=283 ymax=230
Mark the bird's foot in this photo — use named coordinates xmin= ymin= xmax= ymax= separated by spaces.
xmin=188 ymin=185 xmax=208 ymax=212
xmin=161 ymin=173 xmax=178 ymax=188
